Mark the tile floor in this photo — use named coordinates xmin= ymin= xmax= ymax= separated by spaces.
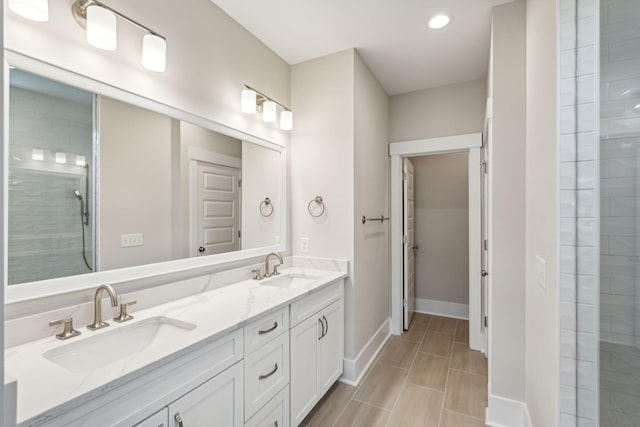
xmin=301 ymin=313 xmax=489 ymax=427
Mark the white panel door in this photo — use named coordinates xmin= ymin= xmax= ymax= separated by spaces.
xmin=403 ymin=158 xmax=416 ymax=330
xmin=168 ymin=362 xmax=243 ymax=427
xmin=195 ymin=162 xmax=240 ymax=256
xmin=290 ymin=314 xmax=321 ymax=426
xmin=318 ymin=299 xmax=344 ymax=396
xmin=481 ymin=121 xmax=491 ymax=355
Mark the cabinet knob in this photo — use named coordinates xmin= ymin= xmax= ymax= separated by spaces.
xmin=198 ymin=246 xmax=205 ymax=253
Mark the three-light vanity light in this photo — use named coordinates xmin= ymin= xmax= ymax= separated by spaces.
xmin=241 ymin=85 xmax=293 ymax=131
xmin=8 ymin=0 xmax=167 ymax=73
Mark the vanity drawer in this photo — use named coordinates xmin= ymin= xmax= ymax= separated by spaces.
xmin=244 ymin=307 xmax=289 ymax=355
xmin=245 ymin=385 xmax=289 ymax=427
xmin=244 ymin=331 xmax=290 ymax=421
xmin=290 ymin=280 xmax=343 ymax=327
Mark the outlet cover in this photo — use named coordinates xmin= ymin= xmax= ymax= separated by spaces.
xmin=535 ymin=255 xmax=546 ymax=289
xmin=300 ymin=237 xmax=309 ymax=254
xmin=121 ymin=233 xmax=143 ymax=248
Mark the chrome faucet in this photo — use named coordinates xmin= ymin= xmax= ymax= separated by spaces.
xmin=87 ymin=284 xmax=119 ymax=330
xmin=264 ymin=252 xmax=283 ymax=278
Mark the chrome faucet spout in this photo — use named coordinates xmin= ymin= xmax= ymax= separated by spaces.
xmin=87 ymin=284 xmax=118 ymax=330
xmin=264 ymin=252 xmax=284 ymax=278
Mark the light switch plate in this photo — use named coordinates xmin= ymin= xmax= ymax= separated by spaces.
xmin=121 ymin=233 xmax=143 ymax=248
xmin=535 ymin=255 xmax=546 ymax=289
xmin=300 ymin=237 xmax=309 ymax=254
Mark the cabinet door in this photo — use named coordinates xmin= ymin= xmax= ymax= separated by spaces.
xmin=134 ymin=408 xmax=169 ymax=427
xmin=168 ymin=361 xmax=243 ymax=427
xmin=290 ymin=314 xmax=322 ymax=426
xmin=318 ymin=299 xmax=344 ymax=396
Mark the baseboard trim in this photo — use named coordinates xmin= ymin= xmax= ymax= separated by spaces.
xmin=486 ymin=393 xmax=532 ymax=427
xmin=340 ymin=318 xmax=390 ymax=386
xmin=415 ymin=298 xmax=469 ymax=320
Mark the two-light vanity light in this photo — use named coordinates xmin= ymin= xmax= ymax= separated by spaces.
xmin=8 ymin=0 xmax=167 ymax=73
xmin=241 ymin=86 xmax=293 ymax=131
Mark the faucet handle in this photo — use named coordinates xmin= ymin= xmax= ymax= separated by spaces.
xmin=272 ymin=264 xmax=281 ymax=276
xmin=251 ymin=269 xmax=263 ymax=280
xmin=113 ymin=300 xmax=137 ymax=323
xmin=49 ymin=317 xmax=81 ymax=340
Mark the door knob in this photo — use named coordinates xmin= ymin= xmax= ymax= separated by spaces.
xmin=198 ymin=246 xmax=205 ymax=253
xmin=481 ymin=269 xmax=488 ymax=277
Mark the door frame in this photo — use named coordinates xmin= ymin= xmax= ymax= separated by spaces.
xmin=188 ymin=147 xmax=242 ymax=257
xmin=389 ymin=132 xmax=484 ymax=351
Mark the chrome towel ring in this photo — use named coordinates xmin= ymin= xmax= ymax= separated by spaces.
xmin=308 ymin=196 xmax=325 ymax=217
xmin=260 ymin=197 xmax=274 ymax=217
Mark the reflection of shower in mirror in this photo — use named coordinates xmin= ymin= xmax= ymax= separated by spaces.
xmin=74 ymin=164 xmax=92 ymax=271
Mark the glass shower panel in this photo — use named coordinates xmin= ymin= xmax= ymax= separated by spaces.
xmin=600 ymin=0 xmax=640 ymax=424
xmin=8 ymin=69 xmax=96 ymax=285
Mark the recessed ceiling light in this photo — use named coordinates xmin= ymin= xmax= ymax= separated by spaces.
xmin=428 ymin=14 xmax=450 ymax=30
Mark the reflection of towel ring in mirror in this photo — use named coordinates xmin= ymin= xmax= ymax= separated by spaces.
xmin=308 ymin=196 xmax=325 ymax=217
xmin=260 ymin=197 xmax=274 ymax=217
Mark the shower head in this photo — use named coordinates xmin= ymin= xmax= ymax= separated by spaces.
xmin=73 ymin=190 xmax=83 ymax=201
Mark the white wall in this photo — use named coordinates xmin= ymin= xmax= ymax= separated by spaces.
xmin=489 ymin=0 xmax=527 ymax=403
xmin=353 ymin=51 xmax=390 ymax=361
xmin=389 ymin=79 xmax=486 ymax=142
xmin=99 ymin=96 xmax=173 ymax=270
xmin=4 ymin=0 xmax=290 ymax=147
xmin=241 ymin=141 xmax=282 ymax=250
xmin=525 ymin=0 xmax=558 ymax=424
xmin=412 ymin=153 xmax=469 ymax=305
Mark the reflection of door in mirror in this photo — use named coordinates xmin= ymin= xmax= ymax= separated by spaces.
xmin=8 ymin=69 xmax=96 ymax=285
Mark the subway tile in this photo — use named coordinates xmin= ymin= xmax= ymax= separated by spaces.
xmin=577 ymin=46 xmax=597 ymax=76
xmin=560 ymin=385 xmax=578 ymax=415
xmin=561 ymin=329 xmax=578 ymax=358
xmin=561 ymin=245 xmax=578 ymax=274
xmin=561 ymin=301 xmax=578 ymax=331
xmin=577 ymin=332 xmax=597 ymax=362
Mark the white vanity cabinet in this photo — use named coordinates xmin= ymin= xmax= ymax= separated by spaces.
xmin=289 ymin=282 xmax=345 ymax=426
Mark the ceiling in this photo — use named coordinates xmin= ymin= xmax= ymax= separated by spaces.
xmin=211 ymin=0 xmax=507 ymax=95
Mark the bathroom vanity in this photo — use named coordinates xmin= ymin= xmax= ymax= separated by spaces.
xmin=4 ymin=265 xmax=346 ymax=427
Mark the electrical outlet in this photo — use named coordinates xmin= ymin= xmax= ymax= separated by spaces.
xmin=300 ymin=237 xmax=309 ymax=254
xmin=535 ymin=255 xmax=546 ymax=289
xmin=121 ymin=233 xmax=143 ymax=248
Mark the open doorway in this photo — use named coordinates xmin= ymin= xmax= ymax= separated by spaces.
xmin=390 ymin=133 xmax=485 ymax=352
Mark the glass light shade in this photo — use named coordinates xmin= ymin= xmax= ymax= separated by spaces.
xmin=280 ymin=110 xmax=293 ymax=130
xmin=55 ymin=152 xmax=67 ymax=164
xmin=241 ymin=90 xmax=257 ymax=114
xmin=428 ymin=14 xmax=450 ymax=29
xmin=9 ymin=0 xmax=48 ymax=22
xmin=31 ymin=148 xmax=44 ymax=161
xmin=263 ymin=101 xmax=277 ymax=123
xmin=86 ymin=5 xmax=117 ymax=51
xmin=142 ymin=34 xmax=167 ymax=72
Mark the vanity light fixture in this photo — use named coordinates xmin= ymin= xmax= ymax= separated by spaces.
xmin=241 ymin=85 xmax=293 ymax=130
xmin=72 ymin=0 xmax=167 ymax=72
xmin=428 ymin=14 xmax=451 ymax=30
xmin=8 ymin=0 xmax=49 ymax=22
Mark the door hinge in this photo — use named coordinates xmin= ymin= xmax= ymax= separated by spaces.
xmin=238 ymin=230 xmax=241 ymax=238
xmin=402 ymin=235 xmax=407 ymax=244
xmin=238 ymin=179 xmax=242 ymax=188
xmin=403 ymin=298 xmax=408 ymax=307
xmin=484 ymin=239 xmax=488 ymax=251
xmin=402 ymin=172 xmax=407 ymax=181
xmin=482 ymin=161 xmax=488 ymax=174
xmin=484 ymin=316 xmax=488 ymax=328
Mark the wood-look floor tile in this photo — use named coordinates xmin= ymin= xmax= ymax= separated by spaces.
xmin=428 ymin=316 xmax=458 ymax=335
xmin=444 ymin=369 xmax=488 ymax=419
xmin=302 ymin=381 xmax=357 ymax=427
xmin=440 ymin=410 xmax=488 ymax=427
xmin=407 ymin=352 xmax=449 ymax=391
xmin=451 ymin=342 xmax=488 ymax=376
xmin=377 ymin=337 xmax=419 ymax=369
xmin=354 ymin=363 xmax=408 ymax=409
xmin=420 ymin=331 xmax=454 ymax=357
xmin=387 ymin=383 xmax=443 ymax=427
xmin=455 ymin=320 xmax=469 ymax=343
xmin=333 ymin=400 xmax=390 ymax=427
xmin=413 ymin=313 xmax=432 ymax=325
xmin=399 ymin=323 xmax=427 ymax=343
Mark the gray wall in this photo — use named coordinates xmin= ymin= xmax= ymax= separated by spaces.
xmin=413 ymin=153 xmax=469 ymax=305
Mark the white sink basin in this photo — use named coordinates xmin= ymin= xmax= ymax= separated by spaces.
xmin=261 ymin=273 xmax=320 ymax=288
xmin=43 ymin=317 xmax=196 ymax=373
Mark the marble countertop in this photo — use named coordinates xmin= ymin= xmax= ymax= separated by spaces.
xmin=4 ymin=267 xmax=346 ymax=425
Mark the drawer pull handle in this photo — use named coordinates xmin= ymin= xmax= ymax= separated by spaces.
xmin=175 ymin=412 xmax=184 ymax=427
xmin=274 ymin=422 xmax=279 ymax=427
xmin=318 ymin=318 xmax=325 ymax=340
xmin=259 ymin=363 xmax=279 ymax=380
xmin=258 ymin=321 xmax=278 ymax=335
xmin=323 ymin=315 xmax=329 ymax=337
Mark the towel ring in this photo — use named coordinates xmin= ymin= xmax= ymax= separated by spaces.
xmin=308 ymin=196 xmax=325 ymax=218
xmin=260 ymin=197 xmax=274 ymax=217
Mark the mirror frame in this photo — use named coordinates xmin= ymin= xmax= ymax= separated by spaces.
xmin=3 ymin=49 xmax=288 ymax=303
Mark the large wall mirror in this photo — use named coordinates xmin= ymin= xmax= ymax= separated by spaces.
xmin=5 ymin=58 xmax=286 ymax=299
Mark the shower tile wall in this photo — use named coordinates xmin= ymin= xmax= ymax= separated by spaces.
xmin=558 ymin=0 xmax=600 ymax=425
xmin=8 ymin=86 xmax=94 ymax=285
